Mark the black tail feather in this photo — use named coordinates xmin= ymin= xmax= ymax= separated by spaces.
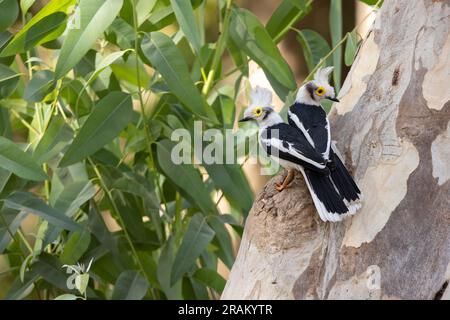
xmin=328 ymin=149 xmax=361 ymax=203
xmin=304 ymin=169 xmax=349 ymax=215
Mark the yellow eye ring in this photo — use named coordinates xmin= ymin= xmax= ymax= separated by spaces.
xmin=315 ymin=86 xmax=326 ymax=96
xmin=253 ymin=107 xmax=263 ymax=117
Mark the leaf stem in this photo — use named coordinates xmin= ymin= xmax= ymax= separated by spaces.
xmin=131 ymin=0 xmax=169 ymax=233
xmin=201 ymin=0 xmax=233 ymax=96
xmin=272 ymin=0 xmax=313 ymax=44
xmin=87 ymin=158 xmax=149 ymax=283
xmin=299 ymin=0 xmax=382 ymax=84
xmin=17 ymin=229 xmax=34 ymax=255
xmin=0 ymin=214 xmax=30 ymax=258
xmin=131 ymin=0 xmax=150 ymax=136
xmin=10 ymin=109 xmax=39 ymax=135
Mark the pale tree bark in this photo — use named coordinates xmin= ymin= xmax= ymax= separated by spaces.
xmin=222 ymin=0 xmax=450 ymax=300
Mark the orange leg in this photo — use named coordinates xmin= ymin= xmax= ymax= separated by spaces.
xmin=275 ymin=169 xmax=295 ymax=192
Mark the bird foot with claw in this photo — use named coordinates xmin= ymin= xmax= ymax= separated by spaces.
xmin=275 ymin=182 xmax=292 ymax=192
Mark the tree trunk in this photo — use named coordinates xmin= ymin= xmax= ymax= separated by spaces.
xmin=222 ymin=0 xmax=450 ymax=300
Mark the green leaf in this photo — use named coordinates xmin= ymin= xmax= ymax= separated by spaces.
xmin=112 ymin=270 xmax=149 ymax=300
xmin=124 ymin=0 xmax=157 ymax=26
xmin=330 ymin=0 xmax=342 ymax=91
xmin=170 ymin=0 xmax=202 ymax=55
xmin=0 ymin=109 xmax=11 ymax=140
xmin=87 ymin=200 xmax=116 ymax=250
xmin=208 ymin=215 xmax=234 ymax=269
xmin=33 ymin=253 xmax=69 ymax=290
xmin=54 ymin=294 xmax=79 ymax=300
xmin=60 ymin=79 xmax=93 ymax=116
xmin=0 ymin=0 xmax=19 ymax=32
xmin=0 ymin=137 xmax=47 ymax=181
xmin=170 ymin=213 xmax=215 ymax=286
xmin=296 ymin=29 xmax=331 ymax=72
xmin=230 ymin=8 xmax=296 ymax=99
xmin=110 ymin=53 xmax=150 ymax=86
xmin=4 ymin=191 xmax=82 ymax=231
xmin=22 ymin=12 xmax=68 ymax=50
xmin=139 ymin=0 xmax=202 ymax=32
xmin=156 ymin=139 xmax=216 ymax=215
xmin=33 ymin=116 xmax=73 ymax=164
xmin=0 ymin=64 xmax=20 ymax=98
xmin=192 ymin=268 xmax=226 ymax=294
xmin=42 ymin=179 xmax=95 ymax=246
xmin=217 ymin=214 xmax=243 ymax=237
xmin=157 ymin=237 xmax=182 ymax=299
xmin=359 ymin=0 xmax=383 ymax=6
xmin=24 ymin=70 xmax=55 ymax=102
xmin=60 ymin=229 xmax=91 ymax=265
xmin=203 ymin=163 xmax=253 ymax=213
xmin=111 ymin=191 xmax=152 ymax=244
xmin=218 ymin=93 xmax=236 ymax=129
xmin=59 ymin=91 xmax=133 ymax=167
xmin=20 ymin=0 xmax=36 ymax=16
xmin=75 ymin=273 xmax=90 ymax=295
xmin=4 ymin=270 xmax=38 ymax=300
xmin=52 ymin=180 xmax=96 ymax=217
xmin=0 ymin=35 xmax=13 ymax=66
xmin=0 ymin=0 xmax=75 ymax=57
xmin=0 ymin=209 xmax=27 ymax=253
xmin=140 ymin=32 xmax=216 ymax=123
xmin=55 ymin=0 xmax=124 ymax=79
xmin=266 ymin=0 xmax=311 ymax=43
xmin=345 ymin=30 xmax=358 ymax=66
xmin=227 ymin=38 xmax=248 ymax=76
xmin=141 ymin=5 xmax=173 ymax=31
xmin=111 ymin=170 xmax=162 ymax=239
xmin=87 ymin=50 xmax=132 ymax=86
xmin=112 ymin=171 xmax=159 ymax=211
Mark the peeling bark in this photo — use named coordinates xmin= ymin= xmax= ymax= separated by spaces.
xmin=222 ymin=0 xmax=450 ymax=300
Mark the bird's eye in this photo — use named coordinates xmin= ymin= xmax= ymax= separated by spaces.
xmin=253 ymin=107 xmax=262 ymax=116
xmin=315 ymin=86 xmax=325 ymax=96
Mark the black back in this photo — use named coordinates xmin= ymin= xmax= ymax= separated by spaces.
xmin=261 ymin=123 xmax=329 ymax=175
xmin=288 ymin=102 xmax=329 ymax=156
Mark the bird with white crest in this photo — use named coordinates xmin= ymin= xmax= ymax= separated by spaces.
xmin=288 ymin=67 xmax=362 ymax=219
xmin=239 ymin=86 xmax=352 ymax=222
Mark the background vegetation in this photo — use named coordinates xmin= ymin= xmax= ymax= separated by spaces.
xmin=0 ymin=0 xmax=380 ymax=300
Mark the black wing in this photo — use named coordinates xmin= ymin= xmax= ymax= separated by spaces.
xmin=260 ymin=123 xmax=329 ymax=175
xmin=288 ymin=102 xmax=330 ymax=159
xmin=328 ymin=147 xmax=361 ymax=202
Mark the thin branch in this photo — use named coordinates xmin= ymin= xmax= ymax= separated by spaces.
xmin=201 ymin=0 xmax=234 ymax=96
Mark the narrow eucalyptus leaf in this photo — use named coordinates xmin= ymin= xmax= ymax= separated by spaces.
xmin=140 ymin=32 xmax=217 ymax=123
xmin=4 ymin=191 xmax=82 ymax=231
xmin=230 ymin=8 xmax=296 ymax=99
xmin=0 ymin=137 xmax=47 ymax=181
xmin=60 ymin=91 xmax=133 ymax=167
xmin=55 ymin=0 xmax=124 ymax=78
xmin=0 ymin=0 xmax=19 ymax=32
xmin=170 ymin=214 xmax=215 ymax=286
xmin=112 ymin=270 xmax=149 ymax=300
xmin=0 ymin=0 xmax=75 ymax=57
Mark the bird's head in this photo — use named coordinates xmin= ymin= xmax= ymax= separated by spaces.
xmin=238 ymin=86 xmax=277 ymax=125
xmin=296 ymin=67 xmax=339 ymax=105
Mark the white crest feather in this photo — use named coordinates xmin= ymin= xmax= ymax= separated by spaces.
xmin=314 ymin=67 xmax=334 ymax=84
xmin=249 ymin=86 xmax=272 ymax=108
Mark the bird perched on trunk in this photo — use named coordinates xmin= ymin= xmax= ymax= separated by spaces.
xmin=239 ymin=86 xmax=352 ymax=222
xmin=288 ymin=67 xmax=362 ymax=214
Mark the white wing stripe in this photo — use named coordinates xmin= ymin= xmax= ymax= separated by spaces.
xmin=288 ymin=110 xmax=315 ymax=148
xmin=262 ymin=137 xmax=326 ymax=170
xmin=323 ymin=118 xmax=331 ymax=160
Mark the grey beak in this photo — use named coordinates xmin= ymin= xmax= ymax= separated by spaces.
xmin=238 ymin=117 xmax=252 ymax=122
xmin=329 ymin=97 xmax=340 ymax=102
